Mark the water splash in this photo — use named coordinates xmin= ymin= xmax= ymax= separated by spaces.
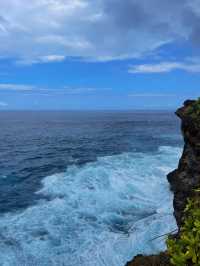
xmin=0 ymin=146 xmax=181 ymax=266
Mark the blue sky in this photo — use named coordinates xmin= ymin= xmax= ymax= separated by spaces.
xmin=0 ymin=0 xmax=200 ymax=110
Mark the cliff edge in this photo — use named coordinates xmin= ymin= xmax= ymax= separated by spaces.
xmin=126 ymin=99 xmax=200 ymax=266
xmin=167 ymin=99 xmax=200 ymax=228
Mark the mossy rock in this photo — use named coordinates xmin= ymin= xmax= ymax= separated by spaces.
xmin=186 ymin=98 xmax=200 ymax=120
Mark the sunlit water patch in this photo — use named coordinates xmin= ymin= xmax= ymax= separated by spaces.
xmin=0 ymin=146 xmax=181 ymax=266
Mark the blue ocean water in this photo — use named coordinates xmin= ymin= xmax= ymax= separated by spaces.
xmin=0 ymin=111 xmax=183 ymax=266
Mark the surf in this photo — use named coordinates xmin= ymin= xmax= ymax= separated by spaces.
xmin=0 ymin=146 xmax=181 ymax=266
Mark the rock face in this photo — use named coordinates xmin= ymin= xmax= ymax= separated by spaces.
xmin=167 ymin=99 xmax=200 ymax=228
xmin=125 ymin=253 xmax=170 ymax=266
xmin=126 ymin=99 xmax=200 ymax=266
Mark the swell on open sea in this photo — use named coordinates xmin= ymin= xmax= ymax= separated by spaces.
xmin=0 ymin=111 xmax=183 ymax=266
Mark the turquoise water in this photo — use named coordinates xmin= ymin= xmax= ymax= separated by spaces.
xmin=0 ymin=111 xmax=182 ymax=265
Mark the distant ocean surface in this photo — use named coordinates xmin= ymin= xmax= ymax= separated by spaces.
xmin=0 ymin=111 xmax=183 ymax=266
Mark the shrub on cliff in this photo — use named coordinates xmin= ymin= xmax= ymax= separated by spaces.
xmin=167 ymin=192 xmax=200 ymax=266
xmin=186 ymin=98 xmax=200 ymax=118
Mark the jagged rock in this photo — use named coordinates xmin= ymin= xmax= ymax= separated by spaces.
xmin=125 ymin=252 xmax=170 ymax=266
xmin=125 ymin=99 xmax=200 ymax=266
xmin=167 ymin=99 xmax=200 ymax=228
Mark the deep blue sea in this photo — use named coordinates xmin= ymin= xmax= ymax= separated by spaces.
xmin=0 ymin=111 xmax=183 ymax=266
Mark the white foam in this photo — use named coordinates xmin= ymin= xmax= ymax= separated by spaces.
xmin=0 ymin=146 xmax=182 ymax=266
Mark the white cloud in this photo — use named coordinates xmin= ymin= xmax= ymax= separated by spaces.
xmin=40 ymin=55 xmax=66 ymax=62
xmin=63 ymin=87 xmax=97 ymax=94
xmin=17 ymin=55 xmax=66 ymax=65
xmin=128 ymin=93 xmax=176 ymax=97
xmin=129 ymin=61 xmax=200 ymax=74
xmin=0 ymin=83 xmax=36 ymax=90
xmin=63 ymin=86 xmax=112 ymax=94
xmin=0 ymin=0 xmax=200 ymax=62
xmin=0 ymin=101 xmax=8 ymax=107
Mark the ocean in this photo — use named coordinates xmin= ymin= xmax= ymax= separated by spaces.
xmin=0 ymin=111 xmax=183 ymax=266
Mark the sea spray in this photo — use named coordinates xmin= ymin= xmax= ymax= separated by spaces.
xmin=0 ymin=146 xmax=181 ymax=266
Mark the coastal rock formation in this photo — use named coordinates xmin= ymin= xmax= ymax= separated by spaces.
xmin=126 ymin=252 xmax=170 ymax=266
xmin=126 ymin=99 xmax=200 ymax=266
xmin=167 ymin=99 xmax=200 ymax=228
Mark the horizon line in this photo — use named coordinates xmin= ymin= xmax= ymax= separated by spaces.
xmin=0 ymin=108 xmax=176 ymax=112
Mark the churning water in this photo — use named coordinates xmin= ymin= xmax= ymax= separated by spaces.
xmin=0 ymin=111 xmax=183 ymax=266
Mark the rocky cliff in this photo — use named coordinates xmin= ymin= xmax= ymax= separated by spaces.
xmin=126 ymin=99 xmax=200 ymax=266
xmin=167 ymin=99 xmax=200 ymax=228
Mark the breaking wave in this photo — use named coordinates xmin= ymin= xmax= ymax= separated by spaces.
xmin=0 ymin=146 xmax=181 ymax=266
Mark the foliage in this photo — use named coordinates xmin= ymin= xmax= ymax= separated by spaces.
xmin=167 ymin=193 xmax=200 ymax=266
xmin=186 ymin=98 xmax=200 ymax=118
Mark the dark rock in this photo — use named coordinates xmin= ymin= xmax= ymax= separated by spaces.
xmin=125 ymin=99 xmax=200 ymax=265
xmin=183 ymin=99 xmax=196 ymax=107
xmin=168 ymin=100 xmax=200 ymax=228
xmin=125 ymin=252 xmax=170 ymax=266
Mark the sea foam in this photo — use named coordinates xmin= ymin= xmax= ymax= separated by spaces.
xmin=0 ymin=146 xmax=181 ymax=266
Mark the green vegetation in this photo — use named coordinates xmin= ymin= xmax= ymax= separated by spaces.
xmin=167 ymin=192 xmax=200 ymax=266
xmin=186 ymin=98 xmax=200 ymax=118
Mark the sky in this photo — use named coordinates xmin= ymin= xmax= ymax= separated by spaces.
xmin=0 ymin=0 xmax=200 ymax=110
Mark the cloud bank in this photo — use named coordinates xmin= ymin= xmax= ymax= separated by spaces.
xmin=0 ymin=0 xmax=200 ymax=62
xmin=129 ymin=61 xmax=200 ymax=73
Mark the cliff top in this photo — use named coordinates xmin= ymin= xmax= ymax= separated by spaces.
xmin=176 ymin=98 xmax=200 ymax=128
